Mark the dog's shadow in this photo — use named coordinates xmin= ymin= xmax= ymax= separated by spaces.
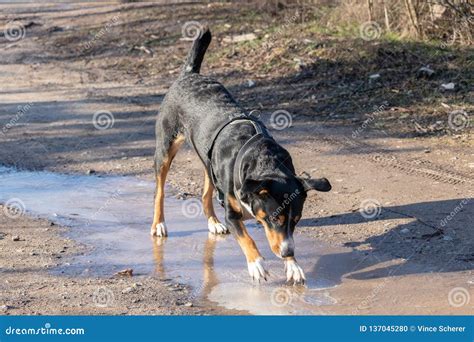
xmin=300 ymin=197 xmax=473 ymax=285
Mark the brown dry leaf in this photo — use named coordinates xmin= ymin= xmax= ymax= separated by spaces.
xmin=116 ymin=268 xmax=133 ymax=277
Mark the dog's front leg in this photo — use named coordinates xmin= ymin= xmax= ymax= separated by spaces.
xmin=225 ymin=209 xmax=268 ymax=282
xmin=284 ymin=257 xmax=306 ymax=285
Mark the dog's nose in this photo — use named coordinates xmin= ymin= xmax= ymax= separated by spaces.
xmin=280 ymin=239 xmax=294 ymax=258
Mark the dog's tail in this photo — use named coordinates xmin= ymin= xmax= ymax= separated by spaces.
xmin=182 ymin=27 xmax=211 ymax=74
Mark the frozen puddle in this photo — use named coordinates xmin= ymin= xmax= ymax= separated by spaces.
xmin=0 ymin=166 xmax=349 ymax=314
xmin=2 ymin=167 xmax=469 ymax=315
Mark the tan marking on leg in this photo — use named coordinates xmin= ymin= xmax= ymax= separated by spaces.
xmin=202 ymin=169 xmax=217 ymax=219
xmin=235 ymin=221 xmax=262 ymax=263
xmin=255 ymin=209 xmax=266 ymax=220
xmin=151 ymin=134 xmax=185 ymax=231
xmin=227 ymin=193 xmax=242 ymax=214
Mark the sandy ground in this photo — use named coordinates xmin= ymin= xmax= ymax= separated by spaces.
xmin=0 ymin=2 xmax=472 ymax=315
xmin=0 ymin=207 xmax=235 ymax=315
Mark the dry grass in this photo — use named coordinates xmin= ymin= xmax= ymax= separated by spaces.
xmin=251 ymin=0 xmax=473 ymax=44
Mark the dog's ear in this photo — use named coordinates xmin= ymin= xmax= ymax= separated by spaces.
xmin=297 ymin=177 xmax=332 ymax=192
xmin=240 ymin=179 xmax=271 ymax=202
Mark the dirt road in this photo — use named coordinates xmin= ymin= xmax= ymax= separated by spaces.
xmin=0 ymin=2 xmax=472 ymax=315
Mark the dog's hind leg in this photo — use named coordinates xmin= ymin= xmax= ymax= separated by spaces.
xmin=151 ymin=129 xmax=185 ymax=237
xmin=202 ymin=170 xmax=229 ymax=234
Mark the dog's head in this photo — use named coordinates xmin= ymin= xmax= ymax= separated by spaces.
xmin=240 ymin=176 xmax=331 ymax=258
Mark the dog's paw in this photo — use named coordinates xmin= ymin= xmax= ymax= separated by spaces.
xmin=247 ymin=257 xmax=269 ymax=283
xmin=284 ymin=258 xmax=306 ymax=285
xmin=207 ymin=218 xmax=229 ymax=235
xmin=150 ymin=222 xmax=168 ymax=237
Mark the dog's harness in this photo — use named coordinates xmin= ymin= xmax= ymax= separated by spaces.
xmin=206 ymin=114 xmax=272 ymax=207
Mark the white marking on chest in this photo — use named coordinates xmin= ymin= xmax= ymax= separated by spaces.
xmin=240 ymin=201 xmax=255 ymax=220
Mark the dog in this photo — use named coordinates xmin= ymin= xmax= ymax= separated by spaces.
xmin=151 ymin=28 xmax=331 ymax=284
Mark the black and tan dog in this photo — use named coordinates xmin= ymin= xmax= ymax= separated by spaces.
xmin=151 ymin=28 xmax=331 ymax=284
